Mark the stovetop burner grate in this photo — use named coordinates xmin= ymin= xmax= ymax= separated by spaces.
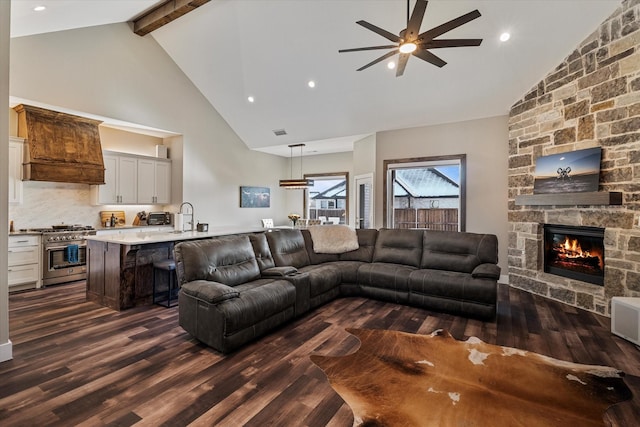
xmin=25 ymin=226 xmax=95 ymax=233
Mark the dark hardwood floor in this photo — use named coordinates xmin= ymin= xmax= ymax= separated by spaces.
xmin=1 ymin=282 xmax=639 ymax=426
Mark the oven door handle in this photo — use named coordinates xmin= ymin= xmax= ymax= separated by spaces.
xmin=46 ymin=244 xmax=87 ymax=251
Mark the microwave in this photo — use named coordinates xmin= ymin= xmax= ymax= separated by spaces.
xmin=147 ymin=212 xmax=172 ymax=226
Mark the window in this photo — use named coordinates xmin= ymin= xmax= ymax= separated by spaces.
xmin=303 ymin=172 xmax=349 ymax=224
xmin=384 ymin=155 xmax=465 ymax=231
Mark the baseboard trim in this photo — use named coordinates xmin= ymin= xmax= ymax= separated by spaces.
xmin=499 ymin=274 xmax=509 ymax=285
xmin=0 ymin=340 xmax=13 ymax=363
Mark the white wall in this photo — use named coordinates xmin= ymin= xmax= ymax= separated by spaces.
xmin=353 ymin=134 xmax=376 ymax=176
xmin=1 ymin=0 xmax=12 ymax=362
xmin=10 ymin=23 xmax=288 ymax=230
xmin=376 ymin=116 xmax=509 ymax=273
xmin=284 ymin=151 xmax=354 ymax=224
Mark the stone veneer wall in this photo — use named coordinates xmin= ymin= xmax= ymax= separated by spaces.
xmin=508 ymin=0 xmax=640 ymax=316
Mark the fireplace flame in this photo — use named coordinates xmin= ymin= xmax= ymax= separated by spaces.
xmin=554 ymin=236 xmax=602 ymax=269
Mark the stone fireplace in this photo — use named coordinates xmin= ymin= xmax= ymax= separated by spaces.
xmin=508 ymin=0 xmax=640 ymax=316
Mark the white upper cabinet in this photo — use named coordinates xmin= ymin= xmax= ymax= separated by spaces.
xmin=8 ymin=137 xmax=24 ymax=204
xmin=137 ymin=158 xmax=171 ymax=204
xmin=94 ymin=151 xmax=170 ymax=205
xmin=94 ymin=153 xmax=138 ymax=204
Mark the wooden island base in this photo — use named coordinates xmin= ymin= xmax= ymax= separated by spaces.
xmin=87 ymin=240 xmax=175 ymax=311
xmin=85 ymin=227 xmax=264 ymax=310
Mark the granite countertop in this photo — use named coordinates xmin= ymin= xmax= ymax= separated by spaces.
xmin=85 ymin=226 xmax=265 ymax=245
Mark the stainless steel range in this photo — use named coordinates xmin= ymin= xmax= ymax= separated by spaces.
xmin=29 ymin=226 xmax=96 ymax=286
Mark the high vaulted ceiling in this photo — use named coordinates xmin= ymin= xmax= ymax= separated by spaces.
xmin=11 ymin=0 xmax=621 ymax=157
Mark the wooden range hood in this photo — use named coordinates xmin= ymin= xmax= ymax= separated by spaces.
xmin=14 ymin=104 xmax=105 ymax=185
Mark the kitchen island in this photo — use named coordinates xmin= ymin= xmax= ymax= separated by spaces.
xmin=85 ymin=226 xmax=264 ymax=310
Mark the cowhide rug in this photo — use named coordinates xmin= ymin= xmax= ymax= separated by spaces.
xmin=310 ymin=329 xmax=633 ymax=427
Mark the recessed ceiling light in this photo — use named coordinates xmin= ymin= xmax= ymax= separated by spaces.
xmin=500 ymin=32 xmax=511 ymax=42
xmin=387 ymin=61 xmax=396 ymax=69
xmin=33 ymin=5 xmax=46 ymax=12
xmin=247 ymin=96 xmax=255 ymax=103
xmin=308 ymin=80 xmax=316 ymax=88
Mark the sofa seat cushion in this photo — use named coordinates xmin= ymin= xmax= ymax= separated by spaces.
xmin=298 ymin=264 xmax=342 ymax=297
xmin=218 ymin=279 xmax=296 ymax=335
xmin=408 ymin=269 xmax=497 ymax=305
xmin=357 ymin=262 xmax=417 ymax=293
xmin=329 ymin=260 xmax=366 ymax=284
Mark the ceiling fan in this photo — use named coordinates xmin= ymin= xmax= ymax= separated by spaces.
xmin=339 ymin=0 xmax=482 ymax=77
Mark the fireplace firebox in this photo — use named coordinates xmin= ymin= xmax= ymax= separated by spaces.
xmin=543 ymin=224 xmax=605 ymax=286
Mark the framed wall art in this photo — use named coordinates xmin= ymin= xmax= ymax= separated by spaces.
xmin=533 ymin=147 xmax=601 ymax=194
xmin=240 ymin=186 xmax=270 ymax=208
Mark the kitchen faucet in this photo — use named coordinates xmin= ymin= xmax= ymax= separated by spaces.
xmin=179 ymin=202 xmax=195 ymax=232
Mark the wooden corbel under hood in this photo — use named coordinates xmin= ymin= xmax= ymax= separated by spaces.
xmin=14 ymin=104 xmax=105 ymax=185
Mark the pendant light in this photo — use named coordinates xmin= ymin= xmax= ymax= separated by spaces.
xmin=279 ymin=143 xmax=313 ymax=189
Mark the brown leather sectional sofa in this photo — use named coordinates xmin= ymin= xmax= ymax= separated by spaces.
xmin=174 ymin=228 xmax=500 ymax=353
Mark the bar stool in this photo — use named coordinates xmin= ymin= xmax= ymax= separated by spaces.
xmin=153 ymin=259 xmax=178 ymax=307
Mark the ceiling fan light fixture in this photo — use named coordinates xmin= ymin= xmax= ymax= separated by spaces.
xmin=399 ymin=42 xmax=417 ymax=54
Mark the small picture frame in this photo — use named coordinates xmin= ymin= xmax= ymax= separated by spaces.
xmin=240 ymin=186 xmax=270 ymax=208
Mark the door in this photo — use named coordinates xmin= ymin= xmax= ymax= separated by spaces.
xmin=354 ymin=173 xmax=373 ymax=229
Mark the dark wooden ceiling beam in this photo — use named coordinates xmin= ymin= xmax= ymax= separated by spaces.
xmin=132 ymin=0 xmax=211 ymax=36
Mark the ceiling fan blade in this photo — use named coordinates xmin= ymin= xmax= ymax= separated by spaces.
xmin=421 ymin=38 xmax=483 ymax=49
xmin=339 ymin=45 xmax=398 ymax=53
xmin=418 ymin=10 xmax=481 ymax=42
xmin=356 ymin=20 xmax=401 ymax=43
xmin=413 ymin=49 xmax=447 ymax=68
xmin=396 ymin=53 xmax=410 ymax=77
xmin=356 ymin=49 xmax=399 ymax=71
xmin=405 ymin=0 xmax=428 ymax=41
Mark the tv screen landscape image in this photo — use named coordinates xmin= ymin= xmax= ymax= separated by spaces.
xmin=533 ymin=147 xmax=602 ymax=194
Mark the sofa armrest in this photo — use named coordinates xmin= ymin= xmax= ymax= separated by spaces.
xmin=262 ymin=266 xmax=298 ymax=277
xmin=181 ymin=280 xmax=239 ymax=304
xmin=472 ymin=263 xmax=501 ymax=280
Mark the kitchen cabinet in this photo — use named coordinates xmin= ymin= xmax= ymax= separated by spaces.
xmin=93 ymin=151 xmax=171 ymax=205
xmin=87 ymin=240 xmax=122 ymax=309
xmin=8 ymin=235 xmax=41 ymax=290
xmin=94 ymin=153 xmax=138 ymax=204
xmin=8 ymin=137 xmax=23 ymax=204
xmin=137 ymin=158 xmax=171 ymax=204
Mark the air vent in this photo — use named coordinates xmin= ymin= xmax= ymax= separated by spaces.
xmin=273 ymin=129 xmax=287 ymax=136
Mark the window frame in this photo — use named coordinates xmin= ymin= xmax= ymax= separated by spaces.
xmin=303 ymin=171 xmax=350 ymax=225
xmin=383 ymin=154 xmax=466 ymax=231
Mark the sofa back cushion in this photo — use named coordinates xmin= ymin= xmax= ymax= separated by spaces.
xmin=301 ymin=229 xmax=340 ymax=264
xmin=372 ymin=228 xmax=423 ymax=267
xmin=249 ymin=233 xmax=275 ymax=270
xmin=174 ymin=235 xmax=261 ymax=286
xmin=339 ymin=229 xmax=378 ymax=262
xmin=421 ymin=230 xmax=498 ymax=273
xmin=265 ymin=229 xmax=311 ymax=268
